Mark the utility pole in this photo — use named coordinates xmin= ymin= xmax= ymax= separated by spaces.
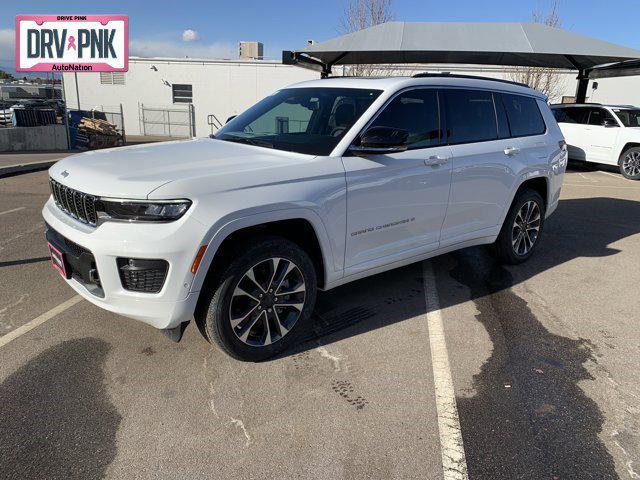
xmin=60 ymin=74 xmax=71 ymax=150
xmin=74 ymin=71 xmax=80 ymax=110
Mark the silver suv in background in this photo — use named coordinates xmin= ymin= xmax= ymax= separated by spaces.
xmin=44 ymin=74 xmax=567 ymax=360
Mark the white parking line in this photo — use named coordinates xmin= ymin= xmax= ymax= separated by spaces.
xmin=423 ymin=262 xmax=469 ymax=480
xmin=0 ymin=207 xmax=26 ymax=217
xmin=0 ymin=295 xmax=82 ymax=348
xmin=597 ymin=170 xmax=622 ymax=179
xmin=577 ymin=172 xmax=597 ymax=183
xmin=564 ymin=182 xmax=639 ymax=190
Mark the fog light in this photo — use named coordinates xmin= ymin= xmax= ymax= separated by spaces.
xmin=117 ymin=258 xmax=168 ymax=293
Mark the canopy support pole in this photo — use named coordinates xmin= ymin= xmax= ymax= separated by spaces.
xmin=321 ymin=64 xmax=332 ymax=79
xmin=575 ymin=69 xmax=590 ymax=103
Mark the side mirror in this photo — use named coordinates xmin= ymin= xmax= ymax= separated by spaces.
xmin=226 ymin=115 xmax=237 ymax=124
xmin=603 ymin=119 xmax=618 ymax=128
xmin=349 ymin=126 xmax=409 ymax=154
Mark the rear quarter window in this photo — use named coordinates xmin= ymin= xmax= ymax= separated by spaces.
xmin=502 ymin=94 xmax=546 ymax=137
xmin=552 ymin=107 xmax=588 ymax=124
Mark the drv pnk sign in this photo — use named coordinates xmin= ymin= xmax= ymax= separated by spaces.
xmin=16 ymin=15 xmax=128 ymax=72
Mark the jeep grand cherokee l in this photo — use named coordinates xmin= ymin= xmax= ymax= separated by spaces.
xmin=43 ymin=74 xmax=567 ymax=360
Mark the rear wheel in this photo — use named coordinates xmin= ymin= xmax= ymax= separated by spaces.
xmin=493 ymin=189 xmax=545 ymax=265
xmin=619 ymin=147 xmax=640 ymax=180
xmin=196 ymin=237 xmax=317 ymax=361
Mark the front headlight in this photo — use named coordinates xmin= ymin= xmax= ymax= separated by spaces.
xmin=96 ymin=198 xmax=191 ymax=223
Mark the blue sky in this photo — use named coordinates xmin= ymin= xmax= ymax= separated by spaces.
xmin=3 ymin=0 xmax=640 ymax=72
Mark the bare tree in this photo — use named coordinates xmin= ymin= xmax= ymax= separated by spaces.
xmin=507 ymin=1 xmax=565 ymax=100
xmin=339 ymin=0 xmax=395 ymax=76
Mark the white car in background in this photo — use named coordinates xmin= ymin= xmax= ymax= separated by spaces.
xmin=551 ymin=103 xmax=640 ymax=180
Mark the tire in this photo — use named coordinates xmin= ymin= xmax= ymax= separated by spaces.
xmin=493 ymin=188 xmax=546 ymax=265
xmin=619 ymin=147 xmax=640 ymax=180
xmin=195 ymin=236 xmax=317 ymax=361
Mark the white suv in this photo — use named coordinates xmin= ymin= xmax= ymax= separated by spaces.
xmin=551 ymin=103 xmax=640 ymax=180
xmin=43 ymin=74 xmax=567 ymax=360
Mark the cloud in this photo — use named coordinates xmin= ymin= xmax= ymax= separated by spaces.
xmin=0 ymin=29 xmax=14 ymax=65
xmin=130 ymin=38 xmax=235 ymax=59
xmin=182 ymin=29 xmax=199 ymax=42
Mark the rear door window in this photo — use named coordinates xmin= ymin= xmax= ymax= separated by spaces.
xmin=443 ymin=89 xmax=497 ymax=144
xmin=502 ymin=94 xmax=546 ymax=137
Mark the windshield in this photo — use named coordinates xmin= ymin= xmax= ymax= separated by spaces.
xmin=214 ymin=87 xmax=382 ymax=156
xmin=612 ymin=108 xmax=640 ymax=127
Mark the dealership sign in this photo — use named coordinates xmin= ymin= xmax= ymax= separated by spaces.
xmin=15 ymin=15 xmax=128 ymax=72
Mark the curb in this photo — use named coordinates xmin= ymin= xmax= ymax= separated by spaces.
xmin=0 ymin=160 xmax=57 ymax=179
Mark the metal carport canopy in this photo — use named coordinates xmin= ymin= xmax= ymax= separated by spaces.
xmin=283 ymin=22 xmax=640 ymax=101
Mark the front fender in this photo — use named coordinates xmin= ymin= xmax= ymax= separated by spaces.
xmin=189 ymin=206 xmax=340 ymax=294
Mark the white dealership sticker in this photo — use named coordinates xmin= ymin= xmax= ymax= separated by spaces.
xmin=16 ymin=14 xmax=128 ymax=72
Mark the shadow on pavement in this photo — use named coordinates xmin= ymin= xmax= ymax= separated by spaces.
xmin=0 ymin=338 xmax=121 ymax=480
xmin=292 ymin=196 xmax=639 ymax=478
xmin=0 ymin=256 xmax=50 ymax=268
xmin=447 ymin=251 xmax=618 ymax=479
xmin=301 ymin=196 xmax=640 ymax=350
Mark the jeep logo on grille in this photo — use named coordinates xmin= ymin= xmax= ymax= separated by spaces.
xmin=61 ymin=170 xmax=69 ymax=178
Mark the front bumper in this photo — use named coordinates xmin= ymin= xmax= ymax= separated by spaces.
xmin=42 ymin=197 xmax=208 ymax=329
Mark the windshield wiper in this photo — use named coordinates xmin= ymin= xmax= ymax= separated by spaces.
xmin=221 ymin=136 xmax=274 ymax=149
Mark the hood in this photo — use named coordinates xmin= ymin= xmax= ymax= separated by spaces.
xmin=48 ymin=138 xmax=314 ymax=198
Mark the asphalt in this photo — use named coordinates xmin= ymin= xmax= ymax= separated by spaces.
xmin=1 ymin=163 xmax=639 ymax=479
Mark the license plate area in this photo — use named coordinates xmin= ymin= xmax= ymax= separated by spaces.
xmin=48 ymin=241 xmax=70 ymax=279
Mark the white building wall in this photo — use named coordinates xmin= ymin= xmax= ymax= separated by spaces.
xmin=64 ymin=58 xmax=640 ymax=138
xmin=63 ymin=57 xmax=317 ymax=137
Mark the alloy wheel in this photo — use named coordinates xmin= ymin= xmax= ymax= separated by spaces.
xmin=511 ymin=200 xmax=541 ymax=256
xmin=228 ymin=257 xmax=306 ymax=347
xmin=623 ymin=151 xmax=640 ymax=177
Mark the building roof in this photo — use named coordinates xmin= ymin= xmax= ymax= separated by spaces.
xmin=129 ymin=56 xmax=283 ymax=65
xmin=291 ymin=22 xmax=640 ymax=71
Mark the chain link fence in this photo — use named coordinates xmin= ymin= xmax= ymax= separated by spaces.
xmin=139 ymin=104 xmax=195 ymax=138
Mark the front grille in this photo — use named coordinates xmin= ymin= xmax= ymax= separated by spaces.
xmin=63 ymin=235 xmax=89 ymax=257
xmin=117 ymin=258 xmax=169 ymax=294
xmin=49 ymin=178 xmax=98 ymax=226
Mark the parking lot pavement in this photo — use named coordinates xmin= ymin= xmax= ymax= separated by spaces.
xmin=1 ymin=164 xmax=639 ymax=479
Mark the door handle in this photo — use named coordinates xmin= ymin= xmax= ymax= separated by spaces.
xmin=424 ymin=155 xmax=449 ymax=166
xmin=504 ymin=147 xmax=521 ymax=156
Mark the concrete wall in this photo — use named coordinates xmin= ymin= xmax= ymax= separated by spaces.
xmin=63 ymin=58 xmax=317 ymax=137
xmin=0 ymin=125 xmax=68 ymax=152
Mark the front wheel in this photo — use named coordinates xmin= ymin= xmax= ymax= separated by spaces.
xmin=619 ymin=147 xmax=640 ymax=180
xmin=493 ymin=189 xmax=546 ymax=265
xmin=196 ymin=237 xmax=317 ymax=361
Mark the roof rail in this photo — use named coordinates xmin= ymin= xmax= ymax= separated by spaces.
xmin=411 ymin=72 xmax=530 ymax=89
xmin=550 ymin=102 xmax=602 ymax=106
